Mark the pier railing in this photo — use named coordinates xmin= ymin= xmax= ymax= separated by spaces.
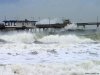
xmin=76 ymin=22 xmax=100 ymax=28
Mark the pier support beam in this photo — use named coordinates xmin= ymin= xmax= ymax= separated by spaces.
xmin=83 ymin=25 xmax=85 ymax=29
xmin=97 ymin=24 xmax=99 ymax=27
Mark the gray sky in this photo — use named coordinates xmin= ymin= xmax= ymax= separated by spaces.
xmin=0 ymin=0 xmax=100 ymax=22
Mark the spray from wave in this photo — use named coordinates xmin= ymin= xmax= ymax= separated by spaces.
xmin=36 ymin=18 xmax=63 ymax=24
xmin=65 ymin=23 xmax=77 ymax=30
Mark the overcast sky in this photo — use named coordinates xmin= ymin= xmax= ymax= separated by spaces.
xmin=0 ymin=0 xmax=100 ymax=22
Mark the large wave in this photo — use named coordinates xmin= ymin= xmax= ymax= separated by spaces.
xmin=39 ymin=34 xmax=93 ymax=44
xmin=0 ymin=31 xmax=45 ymax=43
xmin=0 ymin=31 xmax=93 ymax=44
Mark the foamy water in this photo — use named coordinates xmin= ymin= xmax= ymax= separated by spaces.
xmin=0 ymin=62 xmax=100 ymax=75
xmin=0 ymin=20 xmax=100 ymax=75
xmin=0 ymin=31 xmax=100 ymax=72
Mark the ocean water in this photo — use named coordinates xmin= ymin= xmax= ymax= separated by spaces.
xmin=0 ymin=22 xmax=100 ymax=75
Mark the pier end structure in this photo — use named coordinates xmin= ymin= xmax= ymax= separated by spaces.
xmin=77 ymin=22 xmax=100 ymax=28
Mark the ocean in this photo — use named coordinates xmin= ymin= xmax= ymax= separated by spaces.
xmin=0 ymin=23 xmax=100 ymax=75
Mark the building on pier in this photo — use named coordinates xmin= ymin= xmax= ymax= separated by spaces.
xmin=3 ymin=19 xmax=37 ymax=29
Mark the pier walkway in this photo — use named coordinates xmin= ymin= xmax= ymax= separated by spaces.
xmin=76 ymin=22 xmax=100 ymax=28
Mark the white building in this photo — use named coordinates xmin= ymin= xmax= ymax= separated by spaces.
xmin=3 ymin=19 xmax=37 ymax=28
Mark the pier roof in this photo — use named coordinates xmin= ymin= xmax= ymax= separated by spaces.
xmin=3 ymin=19 xmax=37 ymax=23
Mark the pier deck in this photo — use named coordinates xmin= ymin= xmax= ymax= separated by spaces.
xmin=76 ymin=22 xmax=100 ymax=28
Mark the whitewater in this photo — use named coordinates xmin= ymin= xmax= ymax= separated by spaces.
xmin=0 ymin=19 xmax=100 ymax=75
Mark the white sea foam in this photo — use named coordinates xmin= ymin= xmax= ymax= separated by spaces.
xmin=0 ymin=61 xmax=100 ymax=75
xmin=0 ymin=32 xmax=99 ymax=64
xmin=0 ymin=31 xmax=99 ymax=74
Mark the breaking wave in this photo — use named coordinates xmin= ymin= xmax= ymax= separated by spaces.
xmin=39 ymin=34 xmax=93 ymax=44
xmin=0 ymin=31 xmax=45 ymax=43
xmin=0 ymin=31 xmax=94 ymax=44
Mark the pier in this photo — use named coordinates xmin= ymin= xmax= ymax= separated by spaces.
xmin=76 ymin=22 xmax=100 ymax=28
xmin=0 ymin=19 xmax=71 ymax=31
xmin=0 ymin=18 xmax=100 ymax=31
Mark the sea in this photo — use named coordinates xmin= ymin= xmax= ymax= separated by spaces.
xmin=0 ymin=20 xmax=100 ymax=75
